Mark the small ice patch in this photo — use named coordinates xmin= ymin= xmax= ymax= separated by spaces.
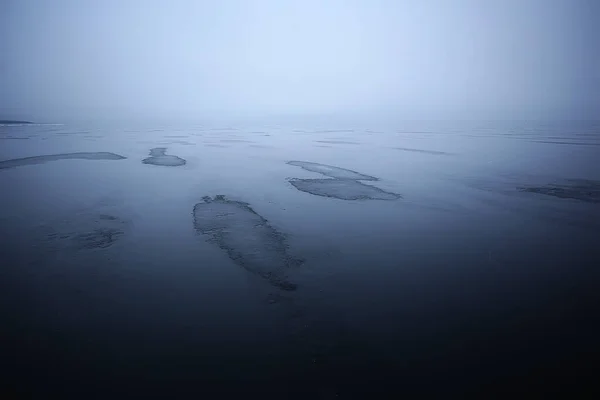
xmin=518 ymin=179 xmax=600 ymax=204
xmin=39 ymin=211 xmax=130 ymax=252
xmin=142 ymin=147 xmax=186 ymax=167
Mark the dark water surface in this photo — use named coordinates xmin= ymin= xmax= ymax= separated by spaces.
xmin=1 ymin=120 xmax=599 ymax=397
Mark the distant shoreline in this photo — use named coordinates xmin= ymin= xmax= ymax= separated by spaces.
xmin=0 ymin=120 xmax=33 ymax=124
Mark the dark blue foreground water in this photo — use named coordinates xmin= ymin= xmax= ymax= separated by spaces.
xmin=1 ymin=120 xmax=599 ymax=397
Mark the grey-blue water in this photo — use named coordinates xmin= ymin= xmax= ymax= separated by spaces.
xmin=1 ymin=120 xmax=599 ymax=397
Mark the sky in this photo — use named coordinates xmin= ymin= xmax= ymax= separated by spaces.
xmin=1 ymin=0 xmax=599 ymax=122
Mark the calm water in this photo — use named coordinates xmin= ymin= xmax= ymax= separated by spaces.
xmin=1 ymin=120 xmax=599 ymax=397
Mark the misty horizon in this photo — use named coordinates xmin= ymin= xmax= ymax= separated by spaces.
xmin=2 ymin=0 xmax=599 ymax=123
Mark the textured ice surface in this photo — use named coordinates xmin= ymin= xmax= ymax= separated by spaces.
xmin=289 ymin=178 xmax=401 ymax=200
xmin=518 ymin=179 xmax=600 ymax=204
xmin=0 ymin=152 xmax=126 ymax=169
xmin=142 ymin=147 xmax=186 ymax=166
xmin=193 ymin=195 xmax=302 ymax=291
xmin=287 ymin=161 xmax=377 ymax=181
xmin=531 ymin=140 xmax=600 ymax=146
xmin=315 ymin=140 xmax=360 ymax=145
xmin=219 ymin=139 xmax=255 ymax=143
xmin=38 ymin=211 xmax=130 ymax=252
xmin=393 ymin=147 xmax=451 ymax=155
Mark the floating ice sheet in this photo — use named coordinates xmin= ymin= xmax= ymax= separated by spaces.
xmin=0 ymin=152 xmax=126 ymax=170
xmin=289 ymin=178 xmax=401 ymax=201
xmin=287 ymin=161 xmax=377 ymax=181
xmin=193 ymin=195 xmax=302 ymax=291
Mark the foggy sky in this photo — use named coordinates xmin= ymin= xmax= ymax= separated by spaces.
xmin=1 ymin=0 xmax=599 ymax=122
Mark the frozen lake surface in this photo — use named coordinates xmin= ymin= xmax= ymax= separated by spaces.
xmin=1 ymin=119 xmax=599 ymax=397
